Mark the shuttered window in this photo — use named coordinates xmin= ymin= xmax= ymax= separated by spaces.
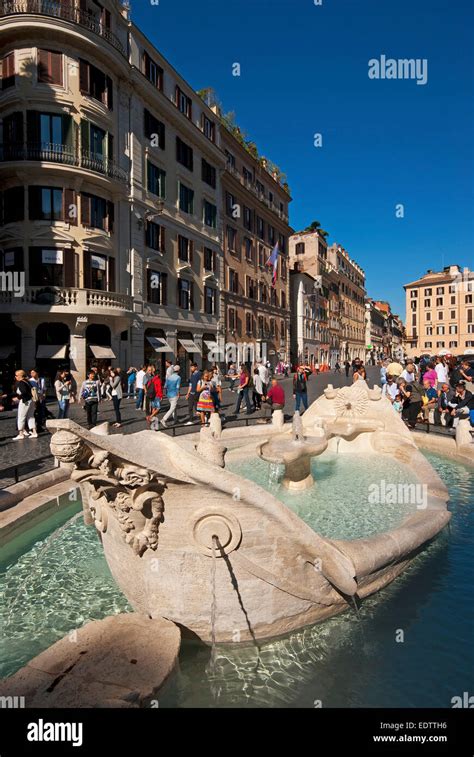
xmin=79 ymin=59 xmax=113 ymax=109
xmin=147 ymin=269 xmax=168 ymax=305
xmin=144 ymin=109 xmax=165 ymax=149
xmin=1 ymin=52 xmax=15 ymax=89
xmin=145 ymin=221 xmax=165 ymax=252
xmin=38 ymin=50 xmax=63 ymax=85
xmin=0 ymin=187 xmax=24 ymax=225
xmin=80 ymin=193 xmax=113 ymax=232
xmin=143 ymin=52 xmax=163 ymax=90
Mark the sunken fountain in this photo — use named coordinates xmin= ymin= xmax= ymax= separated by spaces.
xmin=47 ymin=380 xmax=451 ymax=643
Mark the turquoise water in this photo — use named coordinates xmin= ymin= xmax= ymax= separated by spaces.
xmin=1 ymin=452 xmax=473 ymax=708
xmin=227 ymin=452 xmax=421 ymax=539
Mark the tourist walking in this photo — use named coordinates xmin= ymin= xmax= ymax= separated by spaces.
xmin=344 ymin=360 xmax=350 ymax=378
xmin=165 ymin=359 xmax=174 ymax=381
xmin=110 ymin=367 xmax=123 ymax=427
xmin=135 ymin=365 xmax=146 ymax=410
xmin=80 ymin=370 xmax=101 ymax=429
xmin=210 ymin=365 xmax=223 ymax=413
xmin=55 ymin=369 xmax=72 ymax=419
xmin=252 ymin=367 xmax=264 ymax=410
xmin=30 ymin=369 xmax=47 ymax=431
xmin=196 ymin=370 xmax=215 ymax=425
xmin=126 ymin=367 xmax=137 ymax=398
xmin=226 ymin=362 xmax=238 ymax=391
xmin=334 ymin=361 xmax=341 ymax=374
xmin=235 ymin=364 xmax=253 ymax=415
xmin=293 ymin=365 xmax=309 ymax=414
xmin=185 ymin=363 xmax=201 ymax=424
xmin=160 ymin=365 xmax=181 ymax=427
xmin=12 ymin=369 xmax=37 ymax=440
xmin=257 ymin=359 xmax=270 ymax=396
xmin=146 ymin=372 xmax=163 ymax=430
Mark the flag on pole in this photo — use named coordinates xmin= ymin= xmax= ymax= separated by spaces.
xmin=266 ymin=242 xmax=279 ymax=287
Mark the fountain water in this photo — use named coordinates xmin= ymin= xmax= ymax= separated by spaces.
xmin=258 ymin=412 xmax=328 ymax=491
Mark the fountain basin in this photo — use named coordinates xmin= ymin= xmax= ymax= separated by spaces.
xmin=257 ymin=429 xmax=328 ymax=490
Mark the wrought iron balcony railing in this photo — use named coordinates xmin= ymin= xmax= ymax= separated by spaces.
xmin=0 ymin=0 xmax=125 ymax=55
xmin=0 ymin=142 xmax=128 ymax=183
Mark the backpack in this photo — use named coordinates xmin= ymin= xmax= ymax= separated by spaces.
xmin=30 ymin=385 xmax=39 ymax=402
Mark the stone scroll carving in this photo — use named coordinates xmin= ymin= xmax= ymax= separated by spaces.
xmin=51 ymin=430 xmax=164 ymax=557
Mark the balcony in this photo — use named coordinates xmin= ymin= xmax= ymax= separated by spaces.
xmin=0 ymin=0 xmax=125 ymax=55
xmin=0 ymin=143 xmax=128 ymax=184
xmin=0 ymin=286 xmax=133 ymax=314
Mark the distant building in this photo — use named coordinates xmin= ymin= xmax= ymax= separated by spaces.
xmin=404 ymin=265 xmax=474 ymax=357
xmin=327 ymin=244 xmax=366 ymax=361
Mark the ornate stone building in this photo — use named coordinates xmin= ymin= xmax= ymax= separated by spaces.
xmin=0 ymin=0 xmax=224 ymax=386
xmin=327 ymin=243 xmax=366 ymax=362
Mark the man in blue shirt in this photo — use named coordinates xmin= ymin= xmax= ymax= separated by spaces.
xmin=160 ymin=366 xmax=181 ymax=427
xmin=185 ymin=363 xmax=201 ymax=425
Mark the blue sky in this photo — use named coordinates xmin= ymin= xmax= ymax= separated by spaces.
xmin=131 ymin=0 xmax=474 ymax=317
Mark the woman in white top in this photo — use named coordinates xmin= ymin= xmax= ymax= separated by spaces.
xmin=435 ymin=358 xmax=449 ymax=388
xmin=109 ymin=368 xmax=123 ymax=427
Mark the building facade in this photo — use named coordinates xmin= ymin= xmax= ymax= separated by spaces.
xmin=327 ymin=243 xmax=366 ymax=361
xmin=0 ymin=1 xmax=281 ymax=388
xmin=289 ymin=230 xmax=339 ymax=367
xmin=219 ymin=124 xmax=292 ymax=368
xmin=404 ymin=265 xmax=474 ymax=358
xmin=364 ymin=299 xmax=385 ymax=363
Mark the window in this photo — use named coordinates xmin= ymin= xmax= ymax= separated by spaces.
xmin=147 ymin=161 xmax=166 ymax=198
xmin=202 ymin=115 xmax=215 ymax=142
xmin=204 ymin=247 xmax=217 ymax=272
xmin=81 ymin=193 xmax=114 ymax=232
xmin=437 ymin=311 xmax=443 ymax=320
xmin=424 ymin=288 xmax=432 ymax=296
xmin=244 ymin=237 xmax=253 ymax=262
xmin=436 ymin=297 xmax=443 ymax=306
xmin=436 ymin=341 xmax=445 ymax=348
xmin=226 ymin=192 xmax=236 ymax=217
xmin=147 ymin=269 xmax=167 ymax=304
xmin=424 ymin=342 xmax=432 ymax=349
xmin=29 ymin=186 xmax=63 ymax=221
xmin=145 ymin=221 xmax=165 ymax=252
xmin=79 ymin=60 xmax=113 ymax=108
xmin=436 ymin=325 xmax=445 ymax=335
xmin=204 ymin=286 xmax=216 ymax=315
xmin=449 ymin=284 xmax=456 ymax=293
xmin=426 ymin=312 xmax=431 ymax=321
xmin=270 ymin=288 xmax=278 ymax=307
xmin=38 ymin=50 xmax=62 ymax=85
xmin=280 ymin=256 xmax=287 ymax=279
xmin=243 ymin=166 xmax=253 ymax=183
xmin=228 ymin=308 xmax=236 ymax=331
xmin=243 ymin=206 xmax=253 ymax=231
xmin=468 ymin=324 xmax=474 ymax=333
xmin=281 ymin=291 xmax=286 ymax=309
xmin=450 ymin=295 xmax=456 ymax=305
xmin=468 ymin=309 xmax=473 ymax=323
xmin=281 ymin=320 xmax=285 ymax=339
xmin=226 ymin=226 xmax=237 ymax=252
xmin=424 ymin=299 xmax=431 ymax=308
xmin=467 ymin=339 xmax=474 ymax=345
xmin=175 ymin=86 xmax=192 ymax=119
xmin=257 ymin=216 xmax=265 ymax=240
xmin=225 ymin=150 xmax=235 ymax=168
xmin=449 ymin=341 xmax=458 ymax=348
xmin=178 ymin=235 xmax=193 ymax=263
xmin=229 ymin=269 xmax=239 ymax=294
xmin=258 ymin=244 xmax=265 ymax=267
xmin=270 ymin=318 xmax=276 ymax=336
xmin=0 ymin=187 xmax=24 ymax=224
xmin=449 ymin=324 xmax=457 ymax=334
xmin=411 ymin=301 xmax=417 ymax=311
xmin=466 ymin=294 xmax=473 ymax=304
xmin=29 ymin=247 xmax=65 ymax=286
xmin=256 ymin=180 xmax=265 ymax=196
xmin=1 ymin=52 xmax=15 ymax=89
xmin=450 ymin=310 xmax=456 ymax=318
xmin=295 ymin=242 xmax=305 ymax=255
xmin=177 ymin=278 xmax=193 ymax=309
xmin=246 ymin=277 xmax=256 ymax=298
xmin=268 ymin=225 xmax=275 ymax=245
xmin=203 ymin=200 xmax=217 ymax=228
xmin=143 ymin=52 xmax=163 ymax=90
xmin=436 ymin=287 xmax=444 ymax=295
xmin=179 ymin=183 xmax=194 ymax=214
xmin=144 ymin=110 xmax=165 ymax=149
xmin=176 ymin=137 xmax=193 ymax=170
xmin=426 ymin=326 xmax=433 ymax=335
xmin=201 ymin=159 xmax=216 ymax=188
xmin=245 ymin=312 xmax=252 ymax=335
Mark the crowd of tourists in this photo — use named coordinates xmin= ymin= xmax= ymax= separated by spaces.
xmin=378 ymin=355 xmax=474 ymax=432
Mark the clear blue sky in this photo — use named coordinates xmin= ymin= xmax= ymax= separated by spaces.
xmin=131 ymin=0 xmax=474 ymax=318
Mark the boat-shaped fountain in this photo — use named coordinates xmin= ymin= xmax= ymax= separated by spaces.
xmin=47 ymin=380 xmax=451 ymax=643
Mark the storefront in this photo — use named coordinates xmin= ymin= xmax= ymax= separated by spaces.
xmin=144 ymin=329 xmax=173 ymax=379
xmin=35 ymin=322 xmax=70 ymax=392
xmin=177 ymin=332 xmax=201 ymax=378
xmin=86 ymin=324 xmax=115 ymax=375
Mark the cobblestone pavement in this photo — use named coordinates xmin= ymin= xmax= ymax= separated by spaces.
xmin=0 ymin=366 xmax=379 ymax=486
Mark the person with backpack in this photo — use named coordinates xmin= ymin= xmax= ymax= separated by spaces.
xmin=12 ymin=369 xmax=37 ymax=440
xmin=80 ymin=370 xmax=101 ymax=429
xmin=55 ymin=369 xmax=72 ymax=419
xmin=146 ymin=372 xmax=163 ymax=430
xmin=293 ymin=365 xmax=309 ymax=414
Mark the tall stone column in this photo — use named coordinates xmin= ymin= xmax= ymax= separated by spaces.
xmin=69 ymin=333 xmax=87 ymax=386
xmin=165 ymin=330 xmax=178 ymax=361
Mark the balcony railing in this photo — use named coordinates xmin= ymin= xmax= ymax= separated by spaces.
xmin=0 ymin=143 xmax=128 ymax=183
xmin=0 ymin=286 xmax=133 ymax=311
xmin=0 ymin=0 xmax=125 ymax=55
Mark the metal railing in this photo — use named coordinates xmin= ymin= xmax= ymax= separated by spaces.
xmin=0 ymin=143 xmax=128 ymax=183
xmin=0 ymin=0 xmax=125 ymax=55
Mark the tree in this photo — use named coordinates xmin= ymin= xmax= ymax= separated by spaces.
xmin=304 ymin=220 xmax=329 ymax=239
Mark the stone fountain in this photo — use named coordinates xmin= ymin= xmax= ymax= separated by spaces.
xmin=257 ymin=412 xmax=328 ymax=490
xmin=46 ymin=380 xmax=451 ymax=644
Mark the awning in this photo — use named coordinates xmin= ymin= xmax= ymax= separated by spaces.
xmin=36 ymin=344 xmax=68 ymax=359
xmin=89 ymin=345 xmax=116 ymax=359
xmin=178 ymin=338 xmax=201 ymax=353
xmin=0 ymin=345 xmax=14 ymax=360
xmin=146 ymin=336 xmax=173 ymax=353
xmin=204 ymin=340 xmax=218 ymax=350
